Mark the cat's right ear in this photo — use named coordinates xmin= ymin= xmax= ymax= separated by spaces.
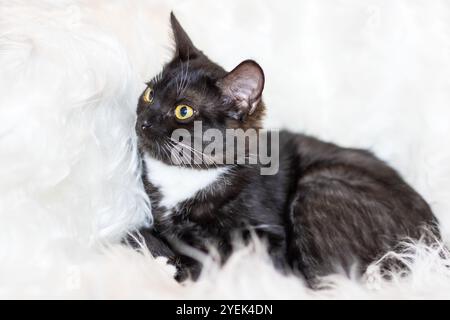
xmin=170 ymin=12 xmax=200 ymax=61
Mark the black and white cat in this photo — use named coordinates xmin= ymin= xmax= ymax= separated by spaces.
xmin=133 ymin=13 xmax=439 ymax=283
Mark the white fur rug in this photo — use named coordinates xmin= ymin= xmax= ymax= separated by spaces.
xmin=1 ymin=0 xmax=450 ymax=299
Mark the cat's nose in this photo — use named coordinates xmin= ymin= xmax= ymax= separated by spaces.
xmin=141 ymin=120 xmax=152 ymax=131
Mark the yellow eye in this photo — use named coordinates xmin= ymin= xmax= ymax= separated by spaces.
xmin=143 ymin=87 xmax=154 ymax=104
xmin=174 ymin=105 xmax=194 ymax=120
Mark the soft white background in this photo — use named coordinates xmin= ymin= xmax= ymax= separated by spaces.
xmin=0 ymin=0 xmax=449 ymax=299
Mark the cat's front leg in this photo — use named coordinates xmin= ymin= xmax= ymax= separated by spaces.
xmin=129 ymin=228 xmax=202 ymax=282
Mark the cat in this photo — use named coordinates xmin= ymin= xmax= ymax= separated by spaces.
xmin=132 ymin=13 xmax=440 ymax=284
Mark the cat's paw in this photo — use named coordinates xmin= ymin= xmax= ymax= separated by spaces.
xmin=154 ymin=256 xmax=178 ymax=278
xmin=363 ymin=264 xmax=383 ymax=291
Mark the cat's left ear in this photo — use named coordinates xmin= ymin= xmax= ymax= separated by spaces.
xmin=170 ymin=12 xmax=200 ymax=61
xmin=217 ymin=60 xmax=265 ymax=119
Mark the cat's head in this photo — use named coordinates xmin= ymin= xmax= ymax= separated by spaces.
xmin=136 ymin=13 xmax=265 ymax=167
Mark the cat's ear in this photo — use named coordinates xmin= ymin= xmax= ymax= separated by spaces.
xmin=170 ymin=12 xmax=200 ymax=61
xmin=217 ymin=60 xmax=265 ymax=119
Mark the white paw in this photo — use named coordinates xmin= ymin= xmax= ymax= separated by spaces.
xmin=154 ymin=256 xmax=177 ymax=277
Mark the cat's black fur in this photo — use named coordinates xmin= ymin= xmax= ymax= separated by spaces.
xmin=132 ymin=13 xmax=439 ymax=283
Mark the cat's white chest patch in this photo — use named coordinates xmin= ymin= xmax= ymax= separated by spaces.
xmin=144 ymin=154 xmax=228 ymax=209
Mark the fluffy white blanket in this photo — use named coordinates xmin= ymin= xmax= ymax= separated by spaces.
xmin=1 ymin=0 xmax=449 ymax=299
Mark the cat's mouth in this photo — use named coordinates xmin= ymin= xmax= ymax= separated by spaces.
xmin=138 ymin=134 xmax=220 ymax=169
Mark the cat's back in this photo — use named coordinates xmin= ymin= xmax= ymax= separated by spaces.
xmin=280 ymin=130 xmax=425 ymax=197
xmin=278 ymin=130 xmax=438 ymax=279
xmin=280 ymin=130 xmax=396 ymax=177
xmin=279 ymin=129 xmax=435 ymax=224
